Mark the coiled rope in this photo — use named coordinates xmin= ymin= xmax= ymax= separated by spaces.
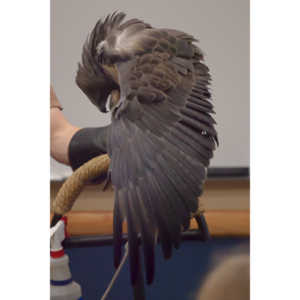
xmin=51 ymin=154 xmax=110 ymax=215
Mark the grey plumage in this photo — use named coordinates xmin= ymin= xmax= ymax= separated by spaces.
xmin=76 ymin=11 xmax=218 ymax=299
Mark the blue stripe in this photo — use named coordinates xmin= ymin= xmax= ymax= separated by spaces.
xmin=78 ymin=297 xmax=83 ymax=300
xmin=50 ymin=278 xmax=73 ymax=286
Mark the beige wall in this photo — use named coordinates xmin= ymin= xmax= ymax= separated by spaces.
xmin=51 ymin=0 xmax=249 ymax=178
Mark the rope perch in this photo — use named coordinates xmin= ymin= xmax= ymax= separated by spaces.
xmin=52 ymin=154 xmax=111 ymax=216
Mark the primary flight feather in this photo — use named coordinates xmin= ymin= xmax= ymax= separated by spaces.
xmin=76 ymin=11 xmax=218 ymax=298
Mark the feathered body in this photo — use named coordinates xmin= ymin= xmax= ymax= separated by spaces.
xmin=76 ymin=12 xmax=218 ymax=299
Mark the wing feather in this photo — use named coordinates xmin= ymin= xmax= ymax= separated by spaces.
xmin=101 ymin=16 xmax=218 ymax=287
xmin=113 ymin=190 xmax=124 ymax=268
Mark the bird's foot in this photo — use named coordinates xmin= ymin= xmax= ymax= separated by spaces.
xmin=193 ymin=208 xmax=211 ymax=241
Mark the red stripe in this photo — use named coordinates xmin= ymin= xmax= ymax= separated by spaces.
xmin=62 ymin=216 xmax=69 ymax=238
xmin=51 ymin=249 xmax=64 ymax=258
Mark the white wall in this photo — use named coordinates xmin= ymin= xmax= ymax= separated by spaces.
xmin=51 ymin=0 xmax=249 ymax=179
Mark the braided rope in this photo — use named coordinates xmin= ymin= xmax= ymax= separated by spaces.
xmin=52 ymin=154 xmax=110 ymax=215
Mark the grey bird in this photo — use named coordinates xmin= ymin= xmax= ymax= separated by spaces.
xmin=75 ymin=11 xmax=218 ymax=299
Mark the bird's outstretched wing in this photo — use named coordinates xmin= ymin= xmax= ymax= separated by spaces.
xmin=103 ymin=17 xmax=218 ymax=287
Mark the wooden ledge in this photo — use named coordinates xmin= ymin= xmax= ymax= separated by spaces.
xmin=52 ymin=210 xmax=249 ymax=237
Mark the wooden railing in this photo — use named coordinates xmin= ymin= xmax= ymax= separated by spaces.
xmin=52 ymin=210 xmax=249 ymax=237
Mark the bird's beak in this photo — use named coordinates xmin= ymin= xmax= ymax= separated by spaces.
xmin=99 ymin=89 xmax=120 ymax=113
xmin=99 ymin=101 xmax=109 ymax=113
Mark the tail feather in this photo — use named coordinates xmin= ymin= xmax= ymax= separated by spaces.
xmin=132 ymin=263 xmax=146 ymax=300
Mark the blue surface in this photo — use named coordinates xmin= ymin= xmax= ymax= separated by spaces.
xmin=66 ymin=237 xmax=249 ymax=300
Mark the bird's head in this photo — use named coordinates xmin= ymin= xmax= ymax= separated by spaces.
xmin=76 ymin=59 xmax=120 ymax=113
xmin=76 ymin=12 xmax=126 ymax=112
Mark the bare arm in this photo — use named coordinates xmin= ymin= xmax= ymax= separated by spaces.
xmin=50 ymin=86 xmax=80 ymax=165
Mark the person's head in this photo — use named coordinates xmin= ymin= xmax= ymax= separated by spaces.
xmin=196 ymin=253 xmax=250 ymax=300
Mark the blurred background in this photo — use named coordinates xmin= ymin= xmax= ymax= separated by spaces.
xmin=51 ymin=1 xmax=249 ymax=299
